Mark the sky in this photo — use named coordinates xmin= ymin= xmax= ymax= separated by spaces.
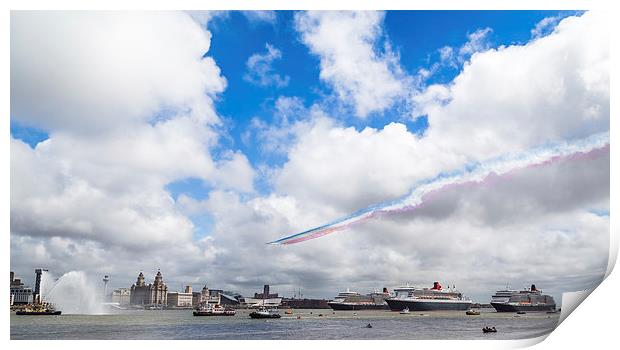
xmin=10 ymin=10 xmax=609 ymax=304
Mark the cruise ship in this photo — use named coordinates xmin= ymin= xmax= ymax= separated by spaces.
xmin=490 ymin=284 xmax=556 ymax=312
xmin=385 ymin=282 xmax=473 ymax=311
xmin=327 ymin=288 xmax=390 ymax=310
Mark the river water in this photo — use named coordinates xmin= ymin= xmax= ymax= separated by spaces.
xmin=10 ymin=308 xmax=559 ymax=340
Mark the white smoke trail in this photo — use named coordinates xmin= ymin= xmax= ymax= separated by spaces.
xmin=269 ymin=132 xmax=609 ymax=245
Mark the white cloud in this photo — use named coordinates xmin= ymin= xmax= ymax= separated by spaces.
xmin=241 ymin=10 xmax=277 ymax=24
xmin=295 ymin=11 xmax=409 ymax=118
xmin=212 ymin=151 xmax=256 ymax=193
xmin=415 ymin=11 xmax=608 ymax=159
xmin=10 ymin=12 xmax=250 ymax=290
xmin=11 ymin=11 xmax=226 ymax=134
xmin=458 ymin=27 xmax=493 ymax=58
xmin=244 ymin=44 xmax=290 ymax=88
xmin=231 ymin=11 xmax=608 ymax=298
xmin=10 ymin=11 xmax=609 ymax=303
xmin=531 ymin=15 xmax=562 ymax=39
xmin=413 ymin=27 xmax=492 ymax=85
xmin=246 ymin=96 xmax=320 ymax=155
xmin=168 ymin=137 xmax=609 ymax=300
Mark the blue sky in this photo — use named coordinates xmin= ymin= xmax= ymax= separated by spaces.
xmin=10 ymin=10 xmax=578 ymax=237
xmin=10 ymin=10 xmax=609 ymax=302
xmin=11 ymin=10 xmax=576 ymax=229
xmin=206 ymin=11 xmax=573 ymax=156
xmin=197 ymin=11 xmax=575 ymax=197
xmin=12 ymin=10 xmax=572 ymax=162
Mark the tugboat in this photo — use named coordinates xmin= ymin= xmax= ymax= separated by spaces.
xmin=15 ymin=303 xmax=61 ymax=316
xmin=193 ymin=303 xmax=236 ymax=316
xmin=248 ymin=287 xmax=282 ymax=319
xmin=249 ymin=307 xmax=281 ymax=319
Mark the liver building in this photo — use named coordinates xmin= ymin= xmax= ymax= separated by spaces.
xmin=130 ymin=270 xmax=168 ymax=306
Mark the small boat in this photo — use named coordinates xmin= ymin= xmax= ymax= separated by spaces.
xmin=249 ymin=308 xmax=281 ymax=319
xmin=516 ymin=311 xmax=526 ymax=315
xmin=284 ymin=309 xmax=293 ymax=315
xmin=482 ymin=327 xmax=497 ymax=333
xmin=15 ymin=303 xmax=61 ymax=316
xmin=400 ymin=308 xmax=410 ymax=314
xmin=466 ymin=309 xmax=480 ymax=315
xmin=16 ymin=310 xmax=62 ymax=316
xmin=193 ymin=304 xmax=236 ymax=316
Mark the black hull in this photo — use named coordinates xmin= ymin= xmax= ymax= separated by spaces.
xmin=328 ymin=302 xmax=388 ymax=311
xmin=491 ymin=302 xmax=556 ymax=312
xmin=193 ymin=311 xmax=235 ymax=316
xmin=15 ymin=311 xmax=62 ymax=316
xmin=249 ymin=313 xmax=281 ymax=319
xmin=386 ymin=299 xmax=472 ymax=311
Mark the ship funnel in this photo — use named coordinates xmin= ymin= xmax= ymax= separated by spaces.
xmin=531 ymin=284 xmax=537 ymax=291
xmin=383 ymin=287 xmax=388 ymax=294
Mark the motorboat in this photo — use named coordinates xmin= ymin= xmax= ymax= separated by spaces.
xmin=249 ymin=308 xmax=281 ymax=319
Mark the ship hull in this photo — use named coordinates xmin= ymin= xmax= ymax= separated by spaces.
xmin=15 ymin=311 xmax=62 ymax=316
xmin=327 ymin=302 xmax=389 ymax=311
xmin=193 ymin=311 xmax=235 ymax=316
xmin=386 ymin=299 xmax=472 ymax=311
xmin=249 ymin=312 xmax=281 ymax=319
xmin=491 ymin=302 xmax=556 ymax=312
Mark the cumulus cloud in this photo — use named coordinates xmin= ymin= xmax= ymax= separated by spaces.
xmin=171 ymin=142 xmax=609 ymax=300
xmin=10 ymin=11 xmax=609 ymax=303
xmin=244 ymin=96 xmax=321 ymax=156
xmin=458 ymin=27 xmax=493 ymax=57
xmin=295 ymin=11 xmax=410 ymax=118
xmin=415 ymin=11 xmax=608 ymax=158
xmin=531 ymin=15 xmax=563 ymax=39
xmin=188 ymin=11 xmax=276 ymax=28
xmin=417 ymin=27 xmax=494 ymax=84
xmin=244 ymin=44 xmax=290 ymax=88
xmin=224 ymin=11 xmax=607 ymax=299
xmin=10 ymin=11 xmax=250 ymax=289
xmin=11 ymin=11 xmax=226 ymax=134
xmin=241 ymin=10 xmax=277 ymax=24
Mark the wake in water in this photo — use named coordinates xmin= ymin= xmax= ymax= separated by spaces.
xmin=40 ymin=270 xmax=106 ymax=314
xmin=269 ymin=132 xmax=610 ymax=245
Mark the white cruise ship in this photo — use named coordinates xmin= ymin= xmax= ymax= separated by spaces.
xmin=385 ymin=282 xmax=472 ymax=311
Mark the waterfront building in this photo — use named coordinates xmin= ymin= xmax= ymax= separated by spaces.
xmin=33 ymin=268 xmax=48 ymax=304
xmin=129 ymin=270 xmax=168 ymax=307
xmin=10 ymin=272 xmax=33 ymax=305
xmin=219 ymin=293 xmax=241 ymax=307
xmin=102 ymin=275 xmax=110 ymax=298
xmin=192 ymin=285 xmax=210 ymax=305
xmin=243 ymin=285 xmax=282 ymax=307
xmin=167 ymin=286 xmax=193 ymax=308
xmin=111 ymin=288 xmax=131 ymax=305
xmin=192 ymin=285 xmax=226 ymax=307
